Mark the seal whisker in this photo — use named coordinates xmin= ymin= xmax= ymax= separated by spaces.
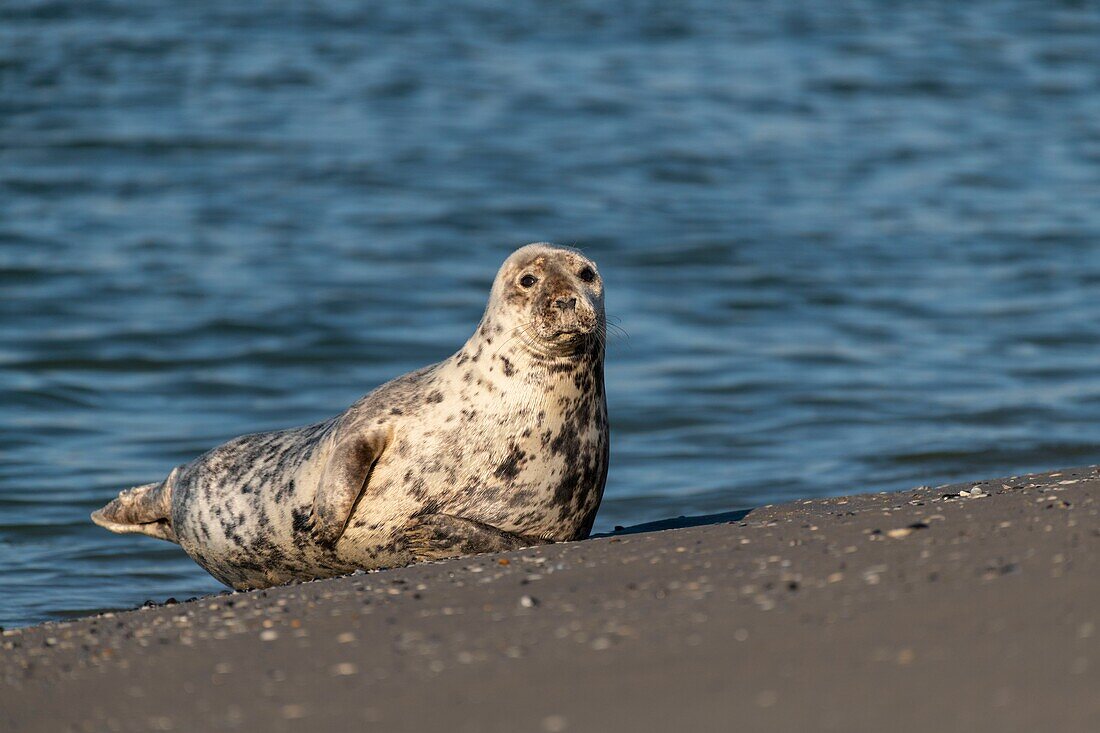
xmin=607 ymin=323 xmax=629 ymax=343
xmin=603 ymin=313 xmax=629 ymax=345
xmin=493 ymin=321 xmax=537 ymax=359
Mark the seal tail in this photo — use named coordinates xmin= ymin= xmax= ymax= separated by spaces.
xmin=91 ymin=469 xmax=178 ymax=544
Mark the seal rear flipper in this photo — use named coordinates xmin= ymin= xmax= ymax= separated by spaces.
xmin=91 ymin=471 xmax=178 ymax=544
xmin=309 ymin=428 xmax=388 ymax=548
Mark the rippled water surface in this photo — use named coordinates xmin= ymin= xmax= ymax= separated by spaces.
xmin=3 ymin=1 xmax=1100 ymax=626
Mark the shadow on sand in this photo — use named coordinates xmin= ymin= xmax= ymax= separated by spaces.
xmin=593 ymin=508 xmax=753 ymax=538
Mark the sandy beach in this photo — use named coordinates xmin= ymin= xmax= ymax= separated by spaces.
xmin=3 ymin=466 xmax=1098 ymax=732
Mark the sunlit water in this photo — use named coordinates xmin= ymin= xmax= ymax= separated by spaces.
xmin=2 ymin=1 xmax=1100 ymax=626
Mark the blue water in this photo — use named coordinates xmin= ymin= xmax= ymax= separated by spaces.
xmin=3 ymin=1 xmax=1100 ymax=627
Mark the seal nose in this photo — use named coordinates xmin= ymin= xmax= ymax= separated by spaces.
xmin=554 ymin=296 xmax=577 ymax=312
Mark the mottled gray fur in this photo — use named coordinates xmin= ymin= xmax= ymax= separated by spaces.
xmin=92 ymin=243 xmax=609 ymax=589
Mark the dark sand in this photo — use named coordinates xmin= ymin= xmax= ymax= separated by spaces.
xmin=3 ymin=468 xmax=1098 ymax=732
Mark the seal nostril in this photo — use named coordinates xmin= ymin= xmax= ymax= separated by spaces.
xmin=554 ymin=296 xmax=578 ymax=312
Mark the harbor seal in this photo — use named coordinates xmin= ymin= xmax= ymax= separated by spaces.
xmin=92 ymin=243 xmax=609 ymax=589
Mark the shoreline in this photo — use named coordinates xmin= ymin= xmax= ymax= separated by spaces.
xmin=3 ymin=467 xmax=1099 ymax=732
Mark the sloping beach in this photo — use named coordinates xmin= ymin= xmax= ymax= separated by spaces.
xmin=3 ymin=467 xmax=1098 ymax=732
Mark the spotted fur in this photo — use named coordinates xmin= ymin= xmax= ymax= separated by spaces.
xmin=91 ymin=243 xmax=610 ymax=589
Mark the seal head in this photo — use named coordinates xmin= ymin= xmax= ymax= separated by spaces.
xmin=487 ymin=243 xmax=604 ymax=353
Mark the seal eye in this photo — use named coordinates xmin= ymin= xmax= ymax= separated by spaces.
xmin=579 ymin=267 xmax=596 ymax=283
xmin=519 ymin=274 xmax=538 ymax=288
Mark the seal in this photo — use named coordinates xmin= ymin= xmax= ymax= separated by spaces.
xmin=92 ymin=243 xmax=609 ymax=590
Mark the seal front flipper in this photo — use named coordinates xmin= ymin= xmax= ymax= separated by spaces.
xmin=403 ymin=513 xmax=547 ymax=562
xmin=308 ymin=428 xmax=388 ymax=548
xmin=91 ymin=468 xmax=179 ymax=543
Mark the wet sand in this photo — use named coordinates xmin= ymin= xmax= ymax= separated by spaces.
xmin=3 ymin=467 xmax=1098 ymax=732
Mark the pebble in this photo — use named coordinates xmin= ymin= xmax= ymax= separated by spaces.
xmin=756 ymin=690 xmax=778 ymax=708
xmin=519 ymin=595 xmax=538 ymax=608
xmin=280 ymin=704 xmax=306 ymax=719
xmin=542 ymin=714 xmax=568 ymax=732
